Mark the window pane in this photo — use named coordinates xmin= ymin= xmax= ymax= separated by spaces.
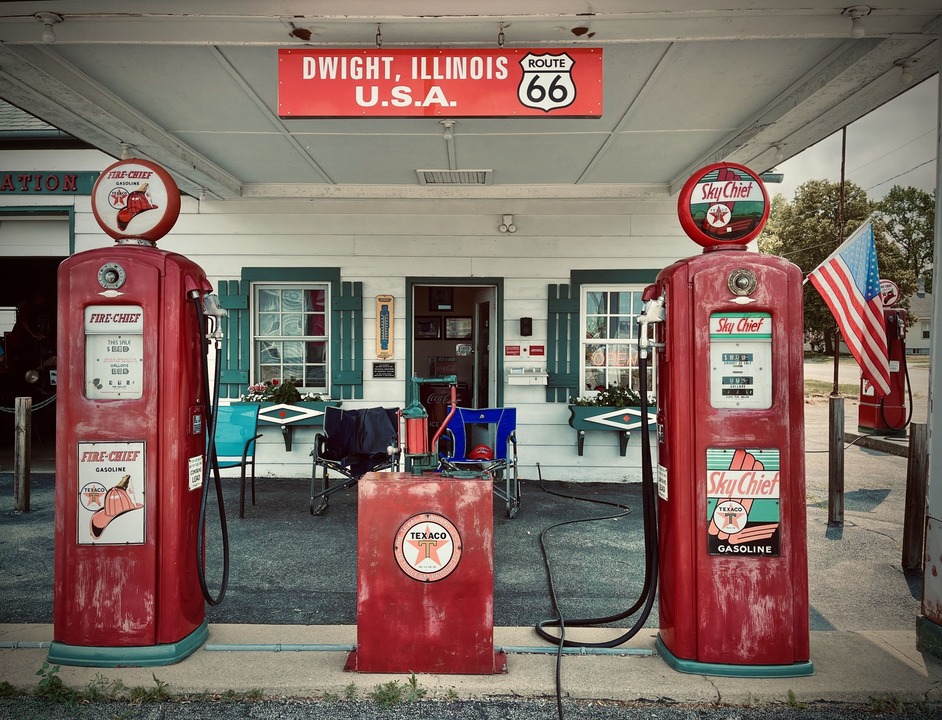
xmin=610 ymin=344 xmax=634 ymax=367
xmin=258 ymin=313 xmax=280 ymax=336
xmin=585 ymin=343 xmax=606 ymax=367
xmin=305 ymin=289 xmax=326 ymax=312
xmin=305 ymin=313 xmax=326 ymax=336
xmin=283 ymin=341 xmax=304 ymax=363
xmin=258 ymin=289 xmax=280 ymax=312
xmin=283 ymin=365 xmax=303 ymax=384
xmin=586 ymin=291 xmax=606 ymax=314
xmin=306 ymin=366 xmax=326 ymax=387
xmin=585 ymin=368 xmax=604 ymax=391
xmin=282 ymin=289 xmax=303 ymax=311
xmin=258 ymin=341 xmax=281 ymax=364
xmin=259 ymin=365 xmax=280 ymax=383
xmin=305 ymin=341 xmax=327 ymax=363
xmin=585 ymin=317 xmax=605 ymax=339
xmin=282 ymin=313 xmax=303 ymax=336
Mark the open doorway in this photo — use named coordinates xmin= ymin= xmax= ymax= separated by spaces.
xmin=410 ymin=282 xmax=500 ymax=434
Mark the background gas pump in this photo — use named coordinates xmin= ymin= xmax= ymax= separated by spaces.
xmin=49 ymin=159 xmax=227 ymax=668
xmin=653 ymin=163 xmax=813 ymax=676
xmin=858 ymin=305 xmax=911 ymax=435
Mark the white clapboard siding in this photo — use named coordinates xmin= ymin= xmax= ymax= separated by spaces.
xmin=6 ymin=182 xmax=689 ymax=483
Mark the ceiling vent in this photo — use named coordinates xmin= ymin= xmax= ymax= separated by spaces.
xmin=416 ymin=169 xmax=492 ymax=186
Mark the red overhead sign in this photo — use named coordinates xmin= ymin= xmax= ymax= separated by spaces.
xmin=278 ymin=48 xmax=603 ymax=118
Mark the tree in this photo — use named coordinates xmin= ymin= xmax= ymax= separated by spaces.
xmin=758 ymin=179 xmax=914 ymax=354
xmin=876 ymin=185 xmax=935 ymax=293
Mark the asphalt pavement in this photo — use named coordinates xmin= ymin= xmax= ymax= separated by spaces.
xmin=1 ymin=360 xmax=940 ymax=718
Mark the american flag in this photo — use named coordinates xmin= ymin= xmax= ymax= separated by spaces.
xmin=807 ymin=219 xmax=891 ymax=397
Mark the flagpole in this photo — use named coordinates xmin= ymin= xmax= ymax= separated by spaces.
xmin=832 ymin=125 xmax=848 ymax=397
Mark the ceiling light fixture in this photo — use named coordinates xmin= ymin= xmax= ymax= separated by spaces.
xmin=35 ymin=12 xmax=62 ymax=44
xmin=894 ymin=57 xmax=918 ymax=86
xmin=842 ymin=5 xmax=871 ymax=39
xmin=772 ymin=143 xmax=786 ymax=163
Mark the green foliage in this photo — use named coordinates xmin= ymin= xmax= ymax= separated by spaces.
xmin=126 ymin=674 xmax=169 ymax=704
xmin=406 ymin=673 xmax=427 ymax=702
xmin=367 ymin=674 xmax=426 ymax=706
xmin=34 ymin=662 xmax=77 ymax=703
xmin=877 ymin=184 xmax=935 ymax=294
xmin=569 ymin=383 xmax=641 ymax=407
xmin=786 ymin=688 xmax=805 ymax=708
xmin=368 ymin=680 xmax=406 ymax=706
xmin=343 ymin=682 xmax=358 ymax=700
xmin=0 ymin=681 xmax=19 ymax=698
xmin=759 ymin=180 xmax=932 ymax=352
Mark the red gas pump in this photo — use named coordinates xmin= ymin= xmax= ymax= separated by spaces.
xmin=652 ymin=163 xmax=812 ymax=676
xmin=858 ymin=307 xmax=910 ymax=435
xmin=49 ymin=159 xmax=221 ymax=667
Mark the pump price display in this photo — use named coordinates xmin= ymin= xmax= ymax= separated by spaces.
xmin=709 ymin=313 xmax=772 ymax=409
xmin=84 ymin=305 xmax=144 ymax=400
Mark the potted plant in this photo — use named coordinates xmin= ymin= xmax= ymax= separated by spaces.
xmin=236 ymin=379 xmax=339 ymax=451
xmin=568 ymin=384 xmax=651 ymax=457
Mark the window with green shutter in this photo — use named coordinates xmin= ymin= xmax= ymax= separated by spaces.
xmin=217 ymin=267 xmax=363 ymax=400
xmin=546 ymin=269 xmax=658 ymax=403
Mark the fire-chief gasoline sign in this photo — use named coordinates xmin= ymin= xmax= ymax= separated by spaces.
xmin=278 ymin=48 xmax=602 ymax=117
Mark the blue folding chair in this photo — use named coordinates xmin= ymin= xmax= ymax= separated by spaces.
xmin=439 ymin=407 xmax=520 ymax=518
xmin=310 ymin=406 xmax=400 ymax=515
xmin=214 ymin=404 xmax=263 ymax=519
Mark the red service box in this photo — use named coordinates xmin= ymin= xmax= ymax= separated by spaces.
xmin=350 ymin=473 xmax=506 ymax=674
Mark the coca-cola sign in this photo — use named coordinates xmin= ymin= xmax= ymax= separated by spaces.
xmin=677 ymin=163 xmax=769 ymax=250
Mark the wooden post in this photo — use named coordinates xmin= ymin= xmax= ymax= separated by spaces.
xmin=903 ymin=422 xmax=929 ymax=572
xmin=828 ymin=395 xmax=844 ymax=526
xmin=14 ymin=396 xmax=31 ymax=512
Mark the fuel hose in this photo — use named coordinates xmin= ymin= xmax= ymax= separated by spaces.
xmin=192 ymin=292 xmax=230 ymax=606
xmin=534 ymin=347 xmax=659 ymax=649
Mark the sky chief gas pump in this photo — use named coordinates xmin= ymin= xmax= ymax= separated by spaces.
xmin=50 ymin=159 xmax=226 ymax=668
xmin=650 ymin=163 xmax=813 ymax=676
xmin=858 ymin=288 xmax=911 ymax=435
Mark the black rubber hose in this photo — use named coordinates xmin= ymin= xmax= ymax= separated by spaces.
xmin=533 ymin=349 xmax=659 ymax=649
xmin=879 ymin=351 xmax=913 ymax=431
xmin=192 ymin=293 xmax=230 ymax=606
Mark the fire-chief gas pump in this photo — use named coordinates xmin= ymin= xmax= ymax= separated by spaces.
xmin=49 ymin=158 xmax=229 ymax=668
xmin=650 ymin=163 xmax=813 ymax=676
xmin=858 ymin=283 xmax=911 ymax=435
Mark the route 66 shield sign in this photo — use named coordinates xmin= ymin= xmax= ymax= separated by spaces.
xmin=518 ymin=52 xmax=577 ymax=112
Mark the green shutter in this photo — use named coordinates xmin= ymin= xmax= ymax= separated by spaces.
xmin=546 ymin=283 xmax=579 ymax=402
xmin=217 ymin=280 xmax=250 ymax=399
xmin=331 ymin=280 xmax=363 ymax=400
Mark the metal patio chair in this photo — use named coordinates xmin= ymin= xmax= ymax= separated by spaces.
xmin=310 ymin=406 xmax=400 ymax=515
xmin=214 ymin=403 xmax=263 ymax=519
xmin=439 ymin=407 xmax=520 ymax=518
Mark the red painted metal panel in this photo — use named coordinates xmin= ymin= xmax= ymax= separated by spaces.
xmin=55 ymin=246 xmax=207 ymax=648
xmin=655 ymin=250 xmax=810 ymax=667
xmin=353 ymin=473 xmax=505 ymax=674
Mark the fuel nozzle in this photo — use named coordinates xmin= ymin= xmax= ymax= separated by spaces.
xmin=637 ymin=284 xmax=665 ymax=357
xmin=200 ymin=293 xmax=227 ymax=347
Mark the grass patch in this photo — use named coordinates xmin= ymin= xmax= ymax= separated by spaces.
xmin=804 ymin=379 xmax=859 ymax=397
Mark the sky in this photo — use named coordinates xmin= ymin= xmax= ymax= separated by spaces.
xmin=772 ymin=76 xmax=938 ymax=203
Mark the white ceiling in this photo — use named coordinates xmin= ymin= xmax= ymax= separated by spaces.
xmin=0 ymin=1 xmax=939 ymax=200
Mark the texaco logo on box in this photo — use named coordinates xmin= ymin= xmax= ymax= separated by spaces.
xmin=393 ymin=512 xmax=462 ymax=583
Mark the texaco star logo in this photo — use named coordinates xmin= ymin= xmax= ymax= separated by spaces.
xmin=393 ymin=512 xmax=462 ymax=583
